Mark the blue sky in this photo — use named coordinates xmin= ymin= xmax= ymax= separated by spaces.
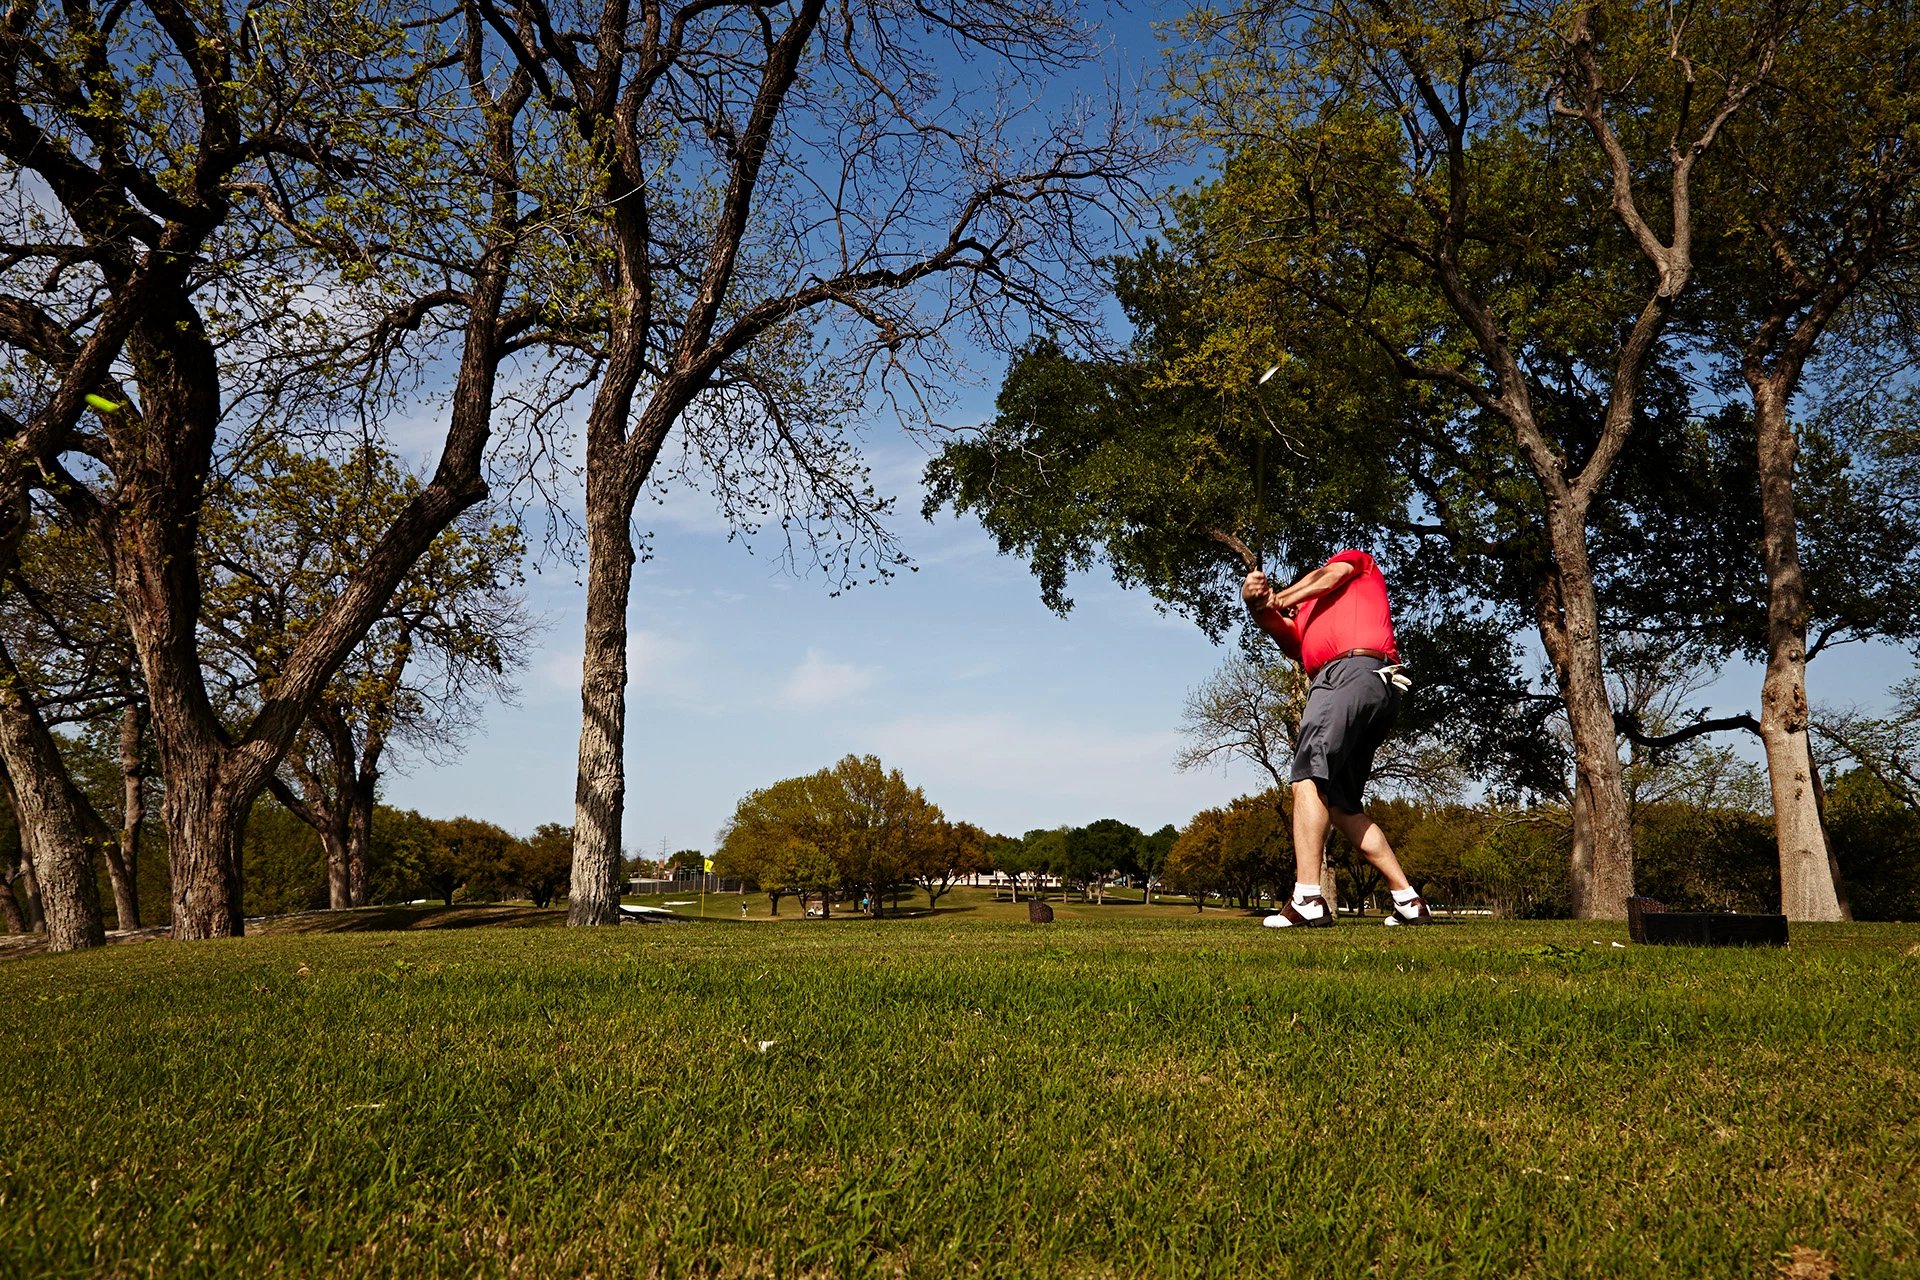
xmin=375 ymin=0 xmax=1919 ymax=853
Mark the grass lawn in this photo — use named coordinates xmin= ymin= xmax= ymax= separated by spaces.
xmin=2 ymin=911 xmax=1916 ymax=1278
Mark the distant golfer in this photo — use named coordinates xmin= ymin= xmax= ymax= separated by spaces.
xmin=1242 ymin=551 xmax=1432 ymax=927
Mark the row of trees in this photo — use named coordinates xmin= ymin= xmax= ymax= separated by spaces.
xmin=927 ymin=0 xmax=1920 ymax=920
xmin=1 ymin=0 xmax=1155 ymax=949
xmin=1 ymin=796 xmax=576 ymax=932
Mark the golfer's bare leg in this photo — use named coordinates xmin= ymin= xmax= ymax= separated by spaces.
xmin=1329 ymin=807 xmax=1412 ymax=892
xmin=1290 ymin=779 xmax=1330 ymax=886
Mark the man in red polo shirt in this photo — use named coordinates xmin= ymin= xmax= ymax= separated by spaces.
xmin=1242 ymin=550 xmax=1432 ymax=927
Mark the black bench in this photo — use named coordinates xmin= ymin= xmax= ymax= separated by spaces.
xmin=1627 ymin=896 xmax=1788 ymax=947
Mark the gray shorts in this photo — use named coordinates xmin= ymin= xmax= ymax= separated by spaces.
xmin=1290 ymin=656 xmax=1401 ymax=813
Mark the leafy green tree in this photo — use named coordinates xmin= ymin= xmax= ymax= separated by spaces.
xmin=1674 ymin=3 xmax=1920 ymax=919
xmin=830 ymin=755 xmax=945 ymax=916
xmin=0 ymin=0 xmax=587 ymax=945
xmin=1062 ymin=819 xmax=1144 ymax=905
xmin=1170 ymin=793 xmax=1298 ymax=911
xmin=424 ymin=817 xmax=518 ymax=908
xmin=910 ymin=820 xmax=990 ymax=911
xmin=203 ymin=442 xmax=533 ymax=911
xmin=506 ymin=825 xmax=573 ymax=909
xmin=1136 ymin=825 xmax=1178 ymax=905
xmin=1153 ymin=0 xmax=1816 ymax=917
xmin=1823 ymin=770 xmax=1920 ymax=922
xmin=1461 ymin=821 xmax=1572 ymax=920
xmin=1013 ymin=828 xmax=1069 ymax=904
xmin=715 ymin=775 xmax=847 ymax=916
xmin=243 ymin=798 xmax=327 ymax=919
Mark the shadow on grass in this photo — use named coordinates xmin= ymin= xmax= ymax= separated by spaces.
xmin=256 ymin=904 xmax=567 ymax=934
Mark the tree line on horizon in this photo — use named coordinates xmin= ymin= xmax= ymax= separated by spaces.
xmin=6 ymin=0 xmax=1920 ymax=949
xmin=708 ymin=752 xmax=1920 ymax=922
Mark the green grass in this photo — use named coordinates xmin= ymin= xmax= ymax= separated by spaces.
xmin=2 ymin=913 xmax=1916 ymax=1278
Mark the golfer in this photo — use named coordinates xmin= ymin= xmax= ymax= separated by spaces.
xmin=1242 ymin=550 xmax=1432 ymax=927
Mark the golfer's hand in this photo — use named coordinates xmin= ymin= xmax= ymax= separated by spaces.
xmin=1242 ymin=570 xmax=1275 ymax=613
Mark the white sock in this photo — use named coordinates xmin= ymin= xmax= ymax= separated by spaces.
xmin=1391 ymin=887 xmax=1420 ymax=910
xmin=1291 ymin=882 xmax=1320 ymax=905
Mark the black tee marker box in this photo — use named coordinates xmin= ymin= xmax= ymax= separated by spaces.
xmin=1627 ymin=896 xmax=1789 ymax=947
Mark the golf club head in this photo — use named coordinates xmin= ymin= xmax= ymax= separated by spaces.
xmin=1258 ymin=364 xmax=1281 ymax=385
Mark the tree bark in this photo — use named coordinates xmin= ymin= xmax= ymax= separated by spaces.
xmin=1753 ymin=381 xmax=1847 ymax=921
xmin=0 ymin=645 xmax=105 ymax=950
xmin=1548 ymin=516 xmax=1634 ymax=919
xmin=1533 ymin=551 xmax=1630 ymax=918
xmin=568 ymin=486 xmax=638 ymax=926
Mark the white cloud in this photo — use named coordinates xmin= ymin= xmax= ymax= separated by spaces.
xmin=781 ymin=649 xmax=878 ymax=707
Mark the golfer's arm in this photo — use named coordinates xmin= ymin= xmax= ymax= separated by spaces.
xmin=1272 ymin=561 xmax=1358 ymax=611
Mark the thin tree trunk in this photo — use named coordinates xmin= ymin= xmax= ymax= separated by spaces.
xmin=0 ymin=646 xmax=105 ymax=950
xmin=106 ymin=699 xmax=144 ymax=930
xmin=1534 ymin=545 xmax=1632 ymax=919
xmin=569 ymin=488 xmax=637 ymax=926
xmin=1568 ymin=774 xmax=1594 ymax=917
xmin=348 ymin=773 xmax=375 ymax=908
xmin=1751 ymin=381 xmax=1847 ymax=921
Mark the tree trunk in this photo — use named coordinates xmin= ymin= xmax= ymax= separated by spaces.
xmin=1535 ymin=534 xmax=1634 ymax=920
xmin=159 ymin=750 xmax=249 ymax=939
xmin=322 ymin=828 xmax=352 ymax=911
xmin=569 ymin=485 xmax=637 ymax=926
xmin=108 ymin=700 xmax=145 ymax=929
xmin=0 ymin=648 xmax=105 ymax=950
xmin=348 ymin=773 xmax=375 ymax=908
xmin=1568 ymin=774 xmax=1594 ymax=918
xmin=1753 ymin=381 xmax=1847 ymax=921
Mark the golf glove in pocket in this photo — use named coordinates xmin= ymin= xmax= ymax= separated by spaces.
xmin=1376 ymin=663 xmax=1412 ymax=692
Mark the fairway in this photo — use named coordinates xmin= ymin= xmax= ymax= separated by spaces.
xmin=3 ymin=915 xmax=1916 ymax=1279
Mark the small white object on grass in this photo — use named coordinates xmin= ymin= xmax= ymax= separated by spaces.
xmin=741 ymin=1037 xmax=778 ymax=1054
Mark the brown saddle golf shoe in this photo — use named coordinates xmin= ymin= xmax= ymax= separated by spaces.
xmin=1383 ymin=896 xmax=1433 ymax=926
xmin=1263 ymin=895 xmax=1334 ymax=928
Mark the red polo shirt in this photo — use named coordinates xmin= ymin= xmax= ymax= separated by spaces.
xmin=1259 ymin=550 xmax=1398 ymax=676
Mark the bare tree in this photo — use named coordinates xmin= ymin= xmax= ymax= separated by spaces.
xmin=466 ymin=0 xmax=1164 ymax=924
